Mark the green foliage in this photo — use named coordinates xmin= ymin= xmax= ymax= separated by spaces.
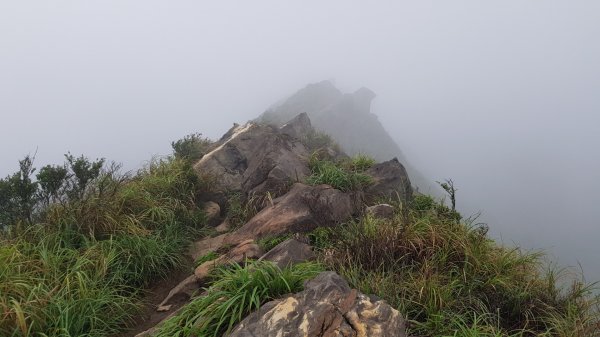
xmin=157 ymin=261 xmax=323 ymax=337
xmin=320 ymin=198 xmax=600 ymax=337
xmin=306 ymin=154 xmax=373 ymax=192
xmin=226 ymin=192 xmax=261 ymax=228
xmin=36 ymin=164 xmax=68 ymax=206
xmin=257 ymin=234 xmax=291 ymax=252
xmin=65 ymin=152 xmax=105 ymax=201
xmin=307 ymin=227 xmax=334 ymax=249
xmin=343 ymin=154 xmax=376 ymax=172
xmin=0 ymin=155 xmax=207 ymax=336
xmin=301 ymin=129 xmax=338 ymax=151
xmin=171 ymin=133 xmax=212 ymax=162
xmin=195 ymin=251 xmax=220 ymax=267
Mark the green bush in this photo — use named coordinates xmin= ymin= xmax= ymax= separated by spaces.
xmin=320 ymin=199 xmax=600 ymax=337
xmin=171 ymin=133 xmax=212 ymax=162
xmin=157 ymin=260 xmax=323 ymax=337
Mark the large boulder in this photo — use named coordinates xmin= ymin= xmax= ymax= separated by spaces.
xmin=228 ymin=271 xmax=408 ymax=337
xmin=224 ymin=183 xmax=356 ymax=245
xmin=193 ymin=119 xmax=311 ymax=199
xmin=366 ymin=158 xmax=412 ymax=202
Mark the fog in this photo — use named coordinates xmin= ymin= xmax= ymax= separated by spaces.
xmin=1 ymin=2 xmax=599 ymax=280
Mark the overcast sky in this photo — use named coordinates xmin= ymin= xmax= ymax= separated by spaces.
xmin=1 ymin=1 xmax=599 ymax=280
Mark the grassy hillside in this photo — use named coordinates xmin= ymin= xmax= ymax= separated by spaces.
xmin=0 ymin=138 xmax=211 ymax=336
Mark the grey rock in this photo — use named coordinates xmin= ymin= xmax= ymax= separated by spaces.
xmin=366 ymin=204 xmax=395 ymax=219
xmin=259 ymin=238 xmax=315 ymax=268
xmin=366 ymin=158 xmax=412 ymax=202
xmin=228 ymin=271 xmax=408 ymax=337
xmin=280 ymin=112 xmax=313 ymax=140
xmin=193 ymin=117 xmax=311 ymax=199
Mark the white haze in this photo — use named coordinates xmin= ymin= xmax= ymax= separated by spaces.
xmin=1 ymin=1 xmax=599 ymax=280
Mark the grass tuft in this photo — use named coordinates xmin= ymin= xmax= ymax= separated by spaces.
xmin=157 ymin=260 xmax=323 ymax=337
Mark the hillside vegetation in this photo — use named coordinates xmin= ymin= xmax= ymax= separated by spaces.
xmin=1 ymin=124 xmax=598 ymax=337
xmin=0 ymin=137 xmax=211 ymax=336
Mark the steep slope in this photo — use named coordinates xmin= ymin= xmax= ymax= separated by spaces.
xmin=258 ymin=80 xmax=433 ymax=192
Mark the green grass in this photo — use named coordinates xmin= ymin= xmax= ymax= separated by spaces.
xmin=319 ymin=199 xmax=600 ymax=337
xmin=257 ymin=234 xmax=292 ymax=252
xmin=0 ymin=157 xmax=208 ymax=337
xmin=156 ymin=260 xmax=323 ymax=337
xmin=306 ymin=154 xmax=373 ymax=192
xmin=194 ymin=251 xmax=220 ymax=267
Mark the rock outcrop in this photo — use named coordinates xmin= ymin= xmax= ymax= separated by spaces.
xmin=224 ymin=183 xmax=356 ymax=245
xmin=193 ymin=122 xmax=310 ymax=199
xmin=366 ymin=158 xmax=412 ymax=201
xmin=228 ymin=271 xmax=408 ymax=337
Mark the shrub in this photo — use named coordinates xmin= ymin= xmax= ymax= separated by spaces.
xmin=171 ymin=133 xmax=212 ymax=162
xmin=157 ymin=260 xmax=323 ymax=337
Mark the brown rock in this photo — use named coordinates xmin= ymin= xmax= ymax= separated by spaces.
xmin=259 ymin=238 xmax=315 ymax=269
xmin=189 ymin=233 xmax=227 ymax=261
xmin=194 ymin=239 xmax=263 ymax=281
xmin=225 ymin=183 xmax=356 ymax=245
xmin=203 ymin=201 xmax=221 ymax=226
xmin=228 ymin=271 xmax=408 ymax=337
xmin=215 ymin=219 xmax=231 ymax=233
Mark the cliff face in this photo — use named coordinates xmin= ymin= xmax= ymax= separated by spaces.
xmin=258 ymin=80 xmax=432 ymax=192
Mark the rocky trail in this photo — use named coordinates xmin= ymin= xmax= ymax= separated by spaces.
xmin=122 ymin=113 xmax=412 ymax=337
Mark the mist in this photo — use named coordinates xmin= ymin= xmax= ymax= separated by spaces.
xmin=1 ymin=1 xmax=599 ymax=280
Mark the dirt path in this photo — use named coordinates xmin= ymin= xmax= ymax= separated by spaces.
xmin=113 ymin=258 xmax=195 ymax=337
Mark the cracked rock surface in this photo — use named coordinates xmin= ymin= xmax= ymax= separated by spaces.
xmin=227 ymin=271 xmax=408 ymax=337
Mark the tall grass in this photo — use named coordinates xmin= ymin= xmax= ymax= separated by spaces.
xmin=319 ymin=197 xmax=600 ymax=337
xmin=157 ymin=260 xmax=323 ymax=337
xmin=0 ymin=157 xmax=207 ymax=337
xmin=306 ymin=154 xmax=373 ymax=192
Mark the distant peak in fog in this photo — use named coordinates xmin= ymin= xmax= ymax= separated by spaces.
xmin=258 ymin=80 xmax=433 ymax=192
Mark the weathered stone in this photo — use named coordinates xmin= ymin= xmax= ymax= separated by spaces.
xmin=225 ymin=183 xmax=356 ymax=245
xmin=215 ymin=219 xmax=231 ymax=233
xmin=194 ymin=239 xmax=263 ymax=281
xmin=280 ymin=112 xmax=313 ymax=140
xmin=203 ymin=201 xmax=221 ymax=226
xmin=366 ymin=204 xmax=395 ymax=219
xmin=188 ymin=233 xmax=227 ymax=261
xmin=259 ymin=238 xmax=315 ymax=269
xmin=193 ymin=118 xmax=310 ymax=198
xmin=366 ymin=158 xmax=412 ymax=202
xmin=228 ymin=271 xmax=408 ymax=337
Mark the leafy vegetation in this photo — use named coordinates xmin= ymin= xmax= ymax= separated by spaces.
xmin=171 ymin=133 xmax=212 ymax=162
xmin=156 ymin=260 xmax=323 ymax=337
xmin=318 ymin=197 xmax=600 ymax=337
xmin=195 ymin=251 xmax=220 ymax=267
xmin=0 ymin=154 xmax=208 ymax=336
xmin=306 ymin=154 xmax=373 ymax=192
xmin=257 ymin=234 xmax=292 ymax=252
